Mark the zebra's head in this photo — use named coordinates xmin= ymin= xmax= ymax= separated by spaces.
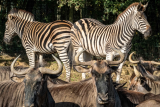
xmin=4 ymin=8 xmax=35 ymax=45
xmin=132 ymin=2 xmax=151 ymax=39
xmin=4 ymin=14 xmax=17 ymax=44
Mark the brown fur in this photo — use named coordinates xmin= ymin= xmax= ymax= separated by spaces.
xmin=0 ymin=67 xmax=55 ymax=107
xmin=0 ymin=66 xmax=11 ymax=81
xmin=118 ymin=88 xmax=155 ymax=104
xmin=49 ymin=78 xmax=97 ymax=107
xmin=0 ymin=80 xmax=24 ymax=107
xmin=117 ymin=88 xmax=155 ymax=107
xmin=136 ymin=99 xmax=160 ymax=107
xmin=93 ymin=61 xmax=110 ymax=74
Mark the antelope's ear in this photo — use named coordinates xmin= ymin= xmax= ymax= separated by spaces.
xmin=11 ymin=76 xmax=25 ymax=83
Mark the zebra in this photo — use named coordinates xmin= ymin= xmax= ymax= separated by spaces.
xmin=70 ymin=2 xmax=152 ymax=82
xmin=3 ymin=8 xmax=73 ymax=82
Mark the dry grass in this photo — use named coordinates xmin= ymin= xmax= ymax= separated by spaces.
xmin=0 ymin=54 xmax=135 ymax=88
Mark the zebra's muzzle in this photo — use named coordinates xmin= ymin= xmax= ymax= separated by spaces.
xmin=144 ymin=27 xmax=152 ymax=40
xmin=3 ymin=38 xmax=11 ymax=45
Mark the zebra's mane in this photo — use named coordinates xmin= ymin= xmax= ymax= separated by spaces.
xmin=8 ymin=8 xmax=35 ymax=22
xmin=115 ymin=2 xmax=142 ymax=22
xmin=145 ymin=77 xmax=160 ymax=87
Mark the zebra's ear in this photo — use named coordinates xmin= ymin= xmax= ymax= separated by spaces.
xmin=137 ymin=2 xmax=143 ymax=11
xmin=142 ymin=2 xmax=148 ymax=11
xmin=8 ymin=14 xmax=13 ymax=20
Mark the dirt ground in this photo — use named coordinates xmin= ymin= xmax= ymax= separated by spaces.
xmin=0 ymin=54 xmax=135 ymax=88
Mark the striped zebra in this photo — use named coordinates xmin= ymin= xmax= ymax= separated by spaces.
xmin=3 ymin=8 xmax=73 ymax=82
xmin=71 ymin=2 xmax=152 ymax=82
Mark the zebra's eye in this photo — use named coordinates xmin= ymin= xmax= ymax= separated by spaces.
xmin=139 ymin=16 xmax=142 ymax=19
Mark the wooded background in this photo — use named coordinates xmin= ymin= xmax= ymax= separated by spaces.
xmin=0 ymin=0 xmax=160 ymax=60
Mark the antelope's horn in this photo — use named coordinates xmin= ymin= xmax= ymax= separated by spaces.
xmin=74 ymin=47 xmax=95 ymax=66
xmin=11 ymin=55 xmax=30 ymax=75
xmin=129 ymin=52 xmax=139 ymax=64
xmin=39 ymin=54 xmax=63 ymax=75
xmin=133 ymin=65 xmax=141 ymax=78
xmin=107 ymin=48 xmax=124 ymax=65
xmin=150 ymin=61 xmax=160 ymax=65
xmin=74 ymin=66 xmax=91 ymax=73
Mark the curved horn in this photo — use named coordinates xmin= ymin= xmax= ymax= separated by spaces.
xmin=74 ymin=47 xmax=95 ymax=66
xmin=129 ymin=52 xmax=139 ymax=64
xmin=133 ymin=65 xmax=141 ymax=78
xmin=107 ymin=48 xmax=124 ymax=65
xmin=139 ymin=59 xmax=160 ymax=65
xmin=74 ymin=66 xmax=91 ymax=73
xmin=39 ymin=54 xmax=63 ymax=75
xmin=129 ymin=52 xmax=160 ymax=65
xmin=11 ymin=55 xmax=30 ymax=75
xmin=150 ymin=61 xmax=160 ymax=65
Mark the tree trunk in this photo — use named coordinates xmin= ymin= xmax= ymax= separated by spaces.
xmin=69 ymin=5 xmax=73 ymax=23
xmin=80 ymin=8 xmax=82 ymax=19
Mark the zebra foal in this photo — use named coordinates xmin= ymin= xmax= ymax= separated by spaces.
xmin=71 ymin=2 xmax=152 ymax=82
xmin=3 ymin=8 xmax=73 ymax=82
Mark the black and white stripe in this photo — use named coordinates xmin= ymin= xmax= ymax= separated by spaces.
xmin=71 ymin=2 xmax=151 ymax=82
xmin=4 ymin=8 xmax=73 ymax=82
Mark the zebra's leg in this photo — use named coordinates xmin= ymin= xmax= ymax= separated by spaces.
xmin=116 ymin=53 xmax=128 ymax=83
xmin=39 ymin=54 xmax=44 ymax=67
xmin=116 ymin=43 xmax=131 ymax=83
xmin=106 ymin=53 xmax=114 ymax=77
xmin=116 ymin=62 xmax=124 ymax=83
xmin=76 ymin=47 xmax=92 ymax=80
xmin=26 ymin=51 xmax=35 ymax=68
xmin=58 ymin=50 xmax=71 ymax=82
xmin=106 ymin=52 xmax=126 ymax=83
xmin=106 ymin=52 xmax=114 ymax=62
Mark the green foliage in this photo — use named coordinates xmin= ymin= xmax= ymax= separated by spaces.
xmin=101 ymin=0 xmax=149 ymax=20
xmin=59 ymin=0 xmax=86 ymax=11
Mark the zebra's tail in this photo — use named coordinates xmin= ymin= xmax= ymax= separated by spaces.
xmin=67 ymin=40 xmax=74 ymax=69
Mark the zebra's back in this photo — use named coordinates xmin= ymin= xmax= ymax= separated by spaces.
xmin=23 ymin=20 xmax=73 ymax=54
xmin=71 ymin=18 xmax=121 ymax=56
